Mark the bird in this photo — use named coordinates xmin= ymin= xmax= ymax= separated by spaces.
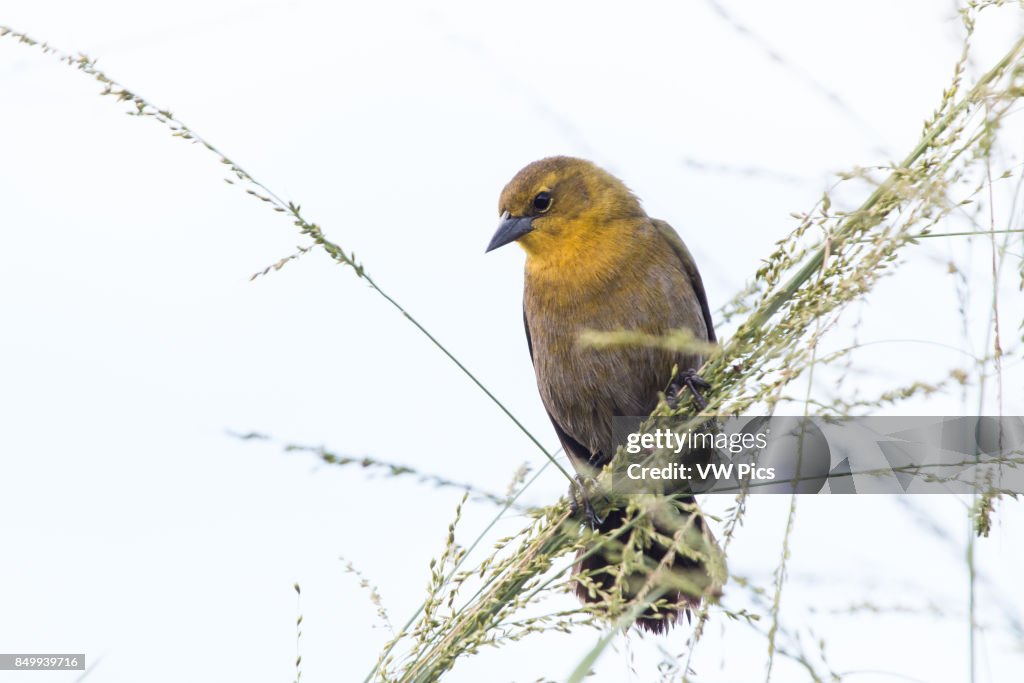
xmin=486 ymin=156 xmax=721 ymax=633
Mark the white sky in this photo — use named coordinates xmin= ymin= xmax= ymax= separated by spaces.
xmin=2 ymin=1 xmax=1024 ymax=682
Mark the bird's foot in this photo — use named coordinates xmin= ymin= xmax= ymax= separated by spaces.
xmin=569 ymin=474 xmax=605 ymax=529
xmin=668 ymin=369 xmax=711 ymax=410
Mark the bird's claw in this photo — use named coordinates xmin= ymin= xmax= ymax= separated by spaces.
xmin=569 ymin=474 xmax=605 ymax=529
xmin=669 ymin=369 xmax=711 ymax=410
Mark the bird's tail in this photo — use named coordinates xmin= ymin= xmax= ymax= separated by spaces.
xmin=573 ymin=498 xmax=724 ymax=634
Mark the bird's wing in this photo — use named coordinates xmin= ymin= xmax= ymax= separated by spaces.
xmin=524 ymin=310 xmax=603 ymax=469
xmin=651 ymin=219 xmax=717 ymax=343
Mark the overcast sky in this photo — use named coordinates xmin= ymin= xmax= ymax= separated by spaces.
xmin=2 ymin=1 xmax=1024 ymax=682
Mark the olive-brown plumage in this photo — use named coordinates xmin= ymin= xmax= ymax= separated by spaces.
xmin=488 ymin=156 xmax=719 ymax=633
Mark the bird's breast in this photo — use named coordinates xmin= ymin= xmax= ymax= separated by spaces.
xmin=525 ymin=272 xmax=679 ymax=461
xmin=522 ymin=224 xmax=711 ymax=462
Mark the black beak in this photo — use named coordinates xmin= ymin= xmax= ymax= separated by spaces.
xmin=486 ymin=211 xmax=534 ymax=252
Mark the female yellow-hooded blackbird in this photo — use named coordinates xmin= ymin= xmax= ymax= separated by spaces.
xmin=487 ymin=156 xmax=718 ymax=633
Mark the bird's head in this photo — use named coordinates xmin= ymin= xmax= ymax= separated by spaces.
xmin=486 ymin=157 xmax=645 ymax=262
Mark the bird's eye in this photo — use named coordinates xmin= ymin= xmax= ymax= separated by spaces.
xmin=532 ymin=191 xmax=552 ymax=213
